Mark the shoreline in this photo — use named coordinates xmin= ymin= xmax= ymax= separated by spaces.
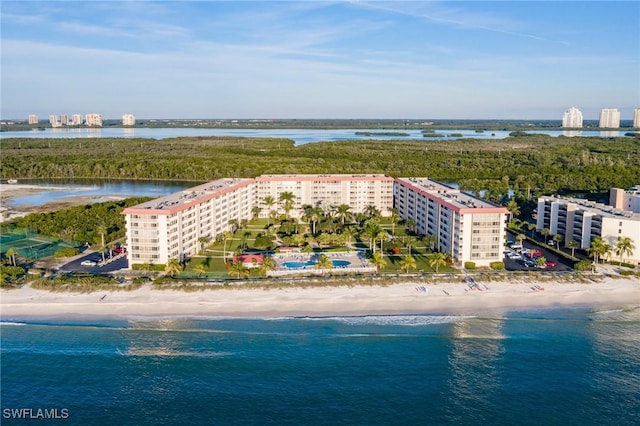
xmin=2 ymin=276 xmax=638 ymax=321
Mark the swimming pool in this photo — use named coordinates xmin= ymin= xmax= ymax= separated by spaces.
xmin=282 ymin=259 xmax=352 ymax=269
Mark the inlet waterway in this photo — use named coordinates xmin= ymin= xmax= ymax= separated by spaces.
xmin=0 ymin=127 xmax=628 ymax=144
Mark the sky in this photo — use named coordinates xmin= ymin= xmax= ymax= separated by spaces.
xmin=1 ymin=1 xmax=639 ymax=120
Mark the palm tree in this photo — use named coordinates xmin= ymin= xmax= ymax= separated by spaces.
xmin=198 ymin=236 xmax=211 ymax=252
xmin=251 ymin=205 xmax=262 ymax=220
xmin=541 ymin=228 xmax=551 ymax=244
xmin=364 ymin=204 xmax=381 ymax=219
xmin=567 ymin=239 xmax=578 ymax=257
xmin=228 ymin=219 xmax=240 ymax=233
xmin=404 ymin=236 xmax=418 ymax=256
xmin=303 ymin=205 xmax=323 ymax=235
xmin=552 ymin=234 xmax=563 ymax=247
xmin=263 ymin=196 xmax=276 ymax=224
xmin=615 ymin=237 xmax=635 ymax=265
xmin=505 ymin=199 xmax=521 ymax=218
xmin=228 ymin=261 xmax=249 ymax=279
xmin=429 ymin=252 xmax=447 ymax=273
xmin=422 ymin=234 xmax=437 ymax=252
xmin=588 ymin=237 xmax=609 ymax=264
xmin=261 ymin=256 xmax=277 ymax=277
xmin=370 ymin=251 xmax=387 ymax=273
xmin=527 ymin=223 xmax=537 ymax=238
xmin=165 ymin=258 xmax=183 ymax=277
xmin=376 ymin=230 xmax=389 ymax=253
xmin=335 ymin=204 xmax=352 ymax=228
xmin=341 ymin=226 xmax=356 ymax=248
xmin=399 ymin=255 xmax=417 ymax=273
xmin=406 ymin=218 xmax=416 ymax=234
xmin=516 ymin=233 xmax=526 ymax=246
xmin=279 ymin=192 xmax=296 ymax=219
xmin=194 ymin=263 xmax=206 ymax=278
xmin=5 ymin=247 xmax=18 ymax=267
xmin=222 ymin=231 xmax=234 ymax=261
xmin=363 ymin=220 xmax=381 ymax=253
xmin=315 ymin=254 xmax=333 ymax=275
xmin=389 ymin=209 xmax=401 ymax=236
xmin=96 ymin=224 xmax=108 ymax=262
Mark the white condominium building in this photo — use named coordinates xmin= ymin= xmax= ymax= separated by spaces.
xmin=85 ymin=113 xmax=103 ymax=127
xmin=599 ymin=108 xmax=620 ymax=128
xmin=537 ymin=196 xmax=640 ymax=264
xmin=122 ymin=114 xmax=136 ymax=126
xmin=123 ymin=174 xmax=395 ymax=266
xmin=610 ymin=185 xmax=640 ymax=213
xmin=49 ymin=115 xmax=61 ymax=127
xmin=71 ymin=114 xmax=83 ymax=126
xmin=562 ymin=107 xmax=583 ymax=128
xmin=634 ymin=108 xmax=640 ymax=129
xmin=123 ymin=178 xmax=255 ymax=265
xmin=28 ymin=115 xmax=38 ymax=124
xmin=255 ymin=174 xmax=394 ymax=218
xmin=394 ymin=178 xmax=509 ymax=266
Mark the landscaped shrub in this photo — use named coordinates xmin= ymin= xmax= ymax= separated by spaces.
xmin=54 ymin=247 xmax=80 ymax=257
xmin=464 ymin=261 xmax=476 ymax=270
xmin=489 ymin=261 xmax=505 ymax=270
xmin=574 ymin=259 xmax=593 ymax=271
xmin=619 ymin=270 xmax=634 ymax=276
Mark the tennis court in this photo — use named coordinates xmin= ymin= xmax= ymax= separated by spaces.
xmin=1 ymin=227 xmax=80 ymax=260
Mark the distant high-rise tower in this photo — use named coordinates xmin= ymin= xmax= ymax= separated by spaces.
xmin=562 ymin=107 xmax=583 ymax=128
xmin=122 ymin=114 xmax=136 ymax=126
xmin=28 ymin=115 xmax=38 ymax=124
xmin=634 ymin=108 xmax=640 ymax=128
xmin=60 ymin=114 xmax=69 ymax=125
xmin=599 ymin=108 xmax=620 ymax=128
xmin=49 ymin=115 xmax=61 ymax=128
xmin=72 ymin=114 xmax=83 ymax=125
xmin=85 ymin=113 xmax=103 ymax=127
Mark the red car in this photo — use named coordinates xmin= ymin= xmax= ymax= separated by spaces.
xmin=545 ymin=261 xmax=557 ymax=268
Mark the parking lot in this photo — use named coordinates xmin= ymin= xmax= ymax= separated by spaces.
xmin=504 ymin=240 xmax=574 ymax=272
xmin=60 ymin=250 xmax=128 ymax=274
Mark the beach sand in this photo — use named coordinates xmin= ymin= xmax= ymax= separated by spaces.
xmin=2 ymin=276 xmax=638 ymax=320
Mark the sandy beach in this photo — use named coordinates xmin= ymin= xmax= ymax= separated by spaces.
xmin=2 ymin=275 xmax=639 ymax=320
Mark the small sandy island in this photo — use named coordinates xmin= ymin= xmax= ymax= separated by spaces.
xmin=2 ymin=274 xmax=638 ymax=320
xmin=0 ymin=183 xmax=126 ymax=220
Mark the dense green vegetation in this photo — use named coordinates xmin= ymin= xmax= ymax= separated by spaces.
xmin=1 ymin=135 xmax=638 ymax=196
xmin=4 ymin=197 xmax=152 ymax=245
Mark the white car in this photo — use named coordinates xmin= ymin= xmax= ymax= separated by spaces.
xmin=81 ymin=260 xmax=97 ymax=266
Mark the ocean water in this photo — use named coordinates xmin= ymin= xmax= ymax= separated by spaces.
xmin=1 ymin=307 xmax=639 ymax=425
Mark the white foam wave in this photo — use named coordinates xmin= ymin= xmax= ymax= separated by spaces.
xmin=302 ymin=315 xmax=474 ymax=327
xmin=117 ymin=348 xmax=230 ymax=358
xmin=0 ymin=321 xmax=27 ymax=326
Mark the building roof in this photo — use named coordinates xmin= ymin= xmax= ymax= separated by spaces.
xmin=122 ymin=178 xmax=254 ymax=215
xmin=540 ymin=195 xmax=640 ymax=220
xmin=396 ymin=177 xmax=508 ymax=214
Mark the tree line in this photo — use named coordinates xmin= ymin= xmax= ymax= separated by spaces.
xmin=1 ymin=135 xmax=639 ymax=196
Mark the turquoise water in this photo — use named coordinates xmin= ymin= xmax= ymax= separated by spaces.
xmin=283 ymin=259 xmax=352 ymax=269
xmin=1 ymin=307 xmax=639 ymax=425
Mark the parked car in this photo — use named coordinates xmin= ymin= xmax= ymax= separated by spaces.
xmin=545 ymin=261 xmax=557 ymax=268
xmin=81 ymin=260 xmax=97 ymax=266
xmin=524 ymin=260 xmax=537 ymax=268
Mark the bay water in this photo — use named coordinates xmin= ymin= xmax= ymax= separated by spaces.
xmin=2 ymin=306 xmax=639 ymax=425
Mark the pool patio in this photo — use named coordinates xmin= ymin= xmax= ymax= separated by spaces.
xmin=267 ymin=251 xmax=377 ymax=277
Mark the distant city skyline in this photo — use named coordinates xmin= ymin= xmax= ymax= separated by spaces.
xmin=2 ymin=1 xmax=638 ymax=120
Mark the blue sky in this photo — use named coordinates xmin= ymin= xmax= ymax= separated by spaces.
xmin=1 ymin=1 xmax=638 ymax=120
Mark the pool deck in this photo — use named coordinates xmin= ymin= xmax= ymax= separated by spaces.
xmin=268 ymin=251 xmax=377 ymax=277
